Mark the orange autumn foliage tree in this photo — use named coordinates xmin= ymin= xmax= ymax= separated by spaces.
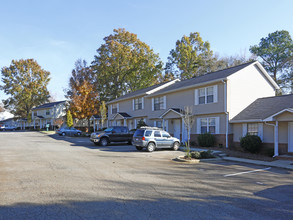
xmin=67 ymin=59 xmax=99 ymax=132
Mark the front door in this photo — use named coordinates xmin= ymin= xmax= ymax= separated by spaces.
xmin=289 ymin=122 xmax=293 ymax=152
xmin=173 ymin=119 xmax=181 ymax=140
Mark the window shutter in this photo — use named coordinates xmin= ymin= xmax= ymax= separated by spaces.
xmin=110 ymin=105 xmax=113 ymax=114
xmin=142 ymin=97 xmax=144 ymax=109
xmin=213 ymin=85 xmax=218 ymax=103
xmin=215 ymin=117 xmax=220 ymax=134
xmin=134 ymin=119 xmax=137 ymax=129
xmin=152 ymin=98 xmax=154 ymax=111
xmin=117 ymin=103 xmax=119 ymax=112
xmin=194 ymin=89 xmax=199 ymax=105
xmin=163 ymin=96 xmax=166 ymax=109
xmin=132 ymin=99 xmax=134 ymax=110
xmin=154 ymin=121 xmax=156 ymax=127
xmin=242 ymin=123 xmax=247 ymax=136
xmin=258 ymin=123 xmax=263 ymax=140
xmin=197 ymin=118 xmax=201 ymax=134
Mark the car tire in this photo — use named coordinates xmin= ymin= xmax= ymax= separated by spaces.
xmin=62 ymin=132 xmax=66 ymax=136
xmin=136 ymin=146 xmax=143 ymax=151
xmin=172 ymin=142 xmax=180 ymax=151
xmin=100 ymin=138 xmax=108 ymax=146
xmin=146 ymin=142 xmax=156 ymax=152
xmin=94 ymin=142 xmax=99 ymax=146
xmin=77 ymin=132 xmax=81 ymax=136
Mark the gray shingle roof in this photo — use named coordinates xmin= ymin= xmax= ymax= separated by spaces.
xmin=32 ymin=101 xmax=66 ymax=110
xmin=231 ymin=94 xmax=293 ymax=122
xmin=107 ymin=80 xmax=178 ymax=104
xmin=148 ymin=61 xmax=256 ymax=97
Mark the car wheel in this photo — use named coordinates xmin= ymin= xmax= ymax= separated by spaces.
xmin=146 ymin=142 xmax=156 ymax=152
xmin=136 ymin=146 xmax=143 ymax=151
xmin=100 ymin=138 xmax=108 ymax=146
xmin=77 ymin=132 xmax=81 ymax=136
xmin=172 ymin=142 xmax=180 ymax=151
xmin=94 ymin=142 xmax=99 ymax=146
xmin=62 ymin=132 xmax=66 ymax=136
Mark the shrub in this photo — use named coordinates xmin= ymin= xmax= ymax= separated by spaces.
xmin=240 ymin=134 xmax=262 ymax=153
xmin=191 ymin=151 xmax=201 ymax=159
xmin=197 ymin=133 xmax=215 ymax=147
xmin=190 ymin=150 xmax=215 ymax=159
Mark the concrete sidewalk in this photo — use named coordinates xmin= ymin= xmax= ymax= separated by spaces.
xmin=186 ymin=147 xmax=293 ymax=170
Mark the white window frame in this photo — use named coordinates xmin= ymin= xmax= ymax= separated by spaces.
xmin=195 ymin=85 xmax=218 ymax=105
xmin=153 ymin=96 xmax=166 ymax=111
xmin=112 ymin=103 xmax=119 ymax=114
xmin=197 ymin=117 xmax=219 ymax=134
xmin=133 ymin=97 xmax=143 ymax=111
xmin=247 ymin=123 xmax=258 ymax=136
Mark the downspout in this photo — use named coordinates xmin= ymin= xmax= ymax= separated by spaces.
xmin=265 ymin=121 xmax=279 ymax=157
xmin=222 ymin=80 xmax=229 ymax=148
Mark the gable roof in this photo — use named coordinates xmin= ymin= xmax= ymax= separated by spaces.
xmin=231 ymin=94 xmax=293 ymax=122
xmin=32 ymin=101 xmax=66 ymax=110
xmin=147 ymin=61 xmax=277 ymax=97
xmin=107 ymin=79 xmax=179 ymax=104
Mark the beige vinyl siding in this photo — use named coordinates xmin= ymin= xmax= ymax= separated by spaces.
xmin=227 ymin=64 xmax=275 ymax=120
xmin=274 ymin=112 xmax=293 ymax=121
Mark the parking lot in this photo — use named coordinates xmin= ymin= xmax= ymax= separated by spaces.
xmin=0 ymin=131 xmax=293 ymax=219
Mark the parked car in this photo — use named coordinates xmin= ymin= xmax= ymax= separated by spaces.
xmin=90 ymin=126 xmax=134 ymax=146
xmin=132 ymin=127 xmax=180 ymax=152
xmin=0 ymin=125 xmax=17 ymax=131
xmin=57 ymin=127 xmax=82 ymax=136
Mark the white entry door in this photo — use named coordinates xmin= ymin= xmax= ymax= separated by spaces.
xmin=173 ymin=119 xmax=181 ymax=140
xmin=288 ymin=122 xmax=293 ymax=152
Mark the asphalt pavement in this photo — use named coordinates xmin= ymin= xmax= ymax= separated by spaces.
xmin=0 ymin=131 xmax=293 ymax=219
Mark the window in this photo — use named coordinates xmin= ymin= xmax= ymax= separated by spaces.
xmin=154 ymin=97 xmax=164 ymax=111
xmin=46 ymin=110 xmax=50 ymax=115
xmin=162 ymin=131 xmax=170 ymax=138
xmin=145 ymin=130 xmax=152 ymax=137
xmin=112 ymin=104 xmax=118 ymax=114
xmin=154 ymin=120 xmax=162 ymax=128
xmin=134 ymin=98 xmax=143 ymax=110
xmin=200 ymin=118 xmax=216 ymax=134
xmin=247 ymin=123 xmax=258 ymax=135
xmin=33 ymin=112 xmax=37 ymax=116
xmin=196 ymin=86 xmax=217 ymax=105
xmin=154 ymin=131 xmax=161 ymax=137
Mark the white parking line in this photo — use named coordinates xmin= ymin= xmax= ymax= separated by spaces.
xmin=224 ymin=167 xmax=271 ymax=177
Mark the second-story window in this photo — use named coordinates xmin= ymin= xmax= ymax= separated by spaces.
xmin=112 ymin=104 xmax=118 ymax=114
xmin=154 ymin=97 xmax=164 ymax=111
xmin=196 ymin=85 xmax=217 ymax=105
xmin=34 ymin=111 xmax=37 ymax=117
xmin=134 ymin=98 xmax=143 ymax=110
xmin=46 ymin=110 xmax=50 ymax=115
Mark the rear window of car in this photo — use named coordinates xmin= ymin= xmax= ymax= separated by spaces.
xmin=154 ymin=131 xmax=161 ymax=137
xmin=145 ymin=130 xmax=152 ymax=137
xmin=134 ymin=129 xmax=144 ymax=137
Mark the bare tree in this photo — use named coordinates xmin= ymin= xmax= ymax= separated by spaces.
xmin=181 ymin=106 xmax=196 ymax=158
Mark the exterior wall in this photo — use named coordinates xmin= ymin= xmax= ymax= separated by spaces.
xmin=274 ymin=112 xmax=293 ymax=121
xmin=227 ymin=64 xmax=276 ymax=119
xmin=232 ymin=121 xmax=289 ymax=154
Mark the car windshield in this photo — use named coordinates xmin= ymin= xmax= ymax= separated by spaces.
xmin=104 ymin=128 xmax=113 ymax=132
xmin=134 ymin=129 xmax=144 ymax=137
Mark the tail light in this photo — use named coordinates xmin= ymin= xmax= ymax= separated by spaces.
xmin=142 ymin=137 xmax=145 ymax=141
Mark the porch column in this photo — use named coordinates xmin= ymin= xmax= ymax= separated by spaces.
xmin=93 ymin=119 xmax=96 ymax=132
xmin=274 ymin=121 xmax=279 ymax=156
xmin=182 ymin=119 xmax=185 ymax=143
xmin=124 ymin=119 xmax=127 ymax=126
xmin=34 ymin=120 xmax=36 ymax=129
xmin=24 ymin=122 xmax=26 ymax=130
xmin=162 ymin=119 xmax=165 ymax=130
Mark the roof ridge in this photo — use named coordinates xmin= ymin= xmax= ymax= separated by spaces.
xmin=178 ymin=60 xmax=256 ymax=83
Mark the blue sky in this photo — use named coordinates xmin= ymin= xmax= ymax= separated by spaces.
xmin=1 ymin=0 xmax=293 ymax=101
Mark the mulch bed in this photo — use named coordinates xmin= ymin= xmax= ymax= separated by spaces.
xmin=192 ymin=146 xmax=276 ymax=162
